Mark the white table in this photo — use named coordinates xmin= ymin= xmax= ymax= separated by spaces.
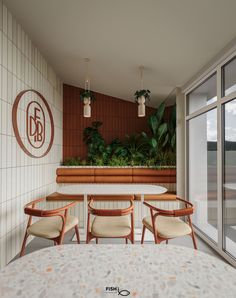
xmin=0 ymin=244 xmax=235 ymax=298
xmin=224 ymin=183 xmax=236 ymax=190
xmin=57 ymin=184 xmax=167 ymax=240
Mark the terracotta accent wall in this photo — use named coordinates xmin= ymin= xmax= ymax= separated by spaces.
xmin=63 ymin=84 xmax=156 ymax=160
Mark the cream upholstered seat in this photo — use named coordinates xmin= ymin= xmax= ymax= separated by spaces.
xmin=27 ymin=215 xmax=79 ymax=239
xmin=86 ymin=199 xmax=134 ymax=243
xmin=142 ymin=215 xmax=192 ymax=238
xmin=91 ymin=215 xmax=131 ymax=237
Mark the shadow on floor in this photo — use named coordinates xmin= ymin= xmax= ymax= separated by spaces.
xmin=12 ymin=229 xmax=222 ymax=262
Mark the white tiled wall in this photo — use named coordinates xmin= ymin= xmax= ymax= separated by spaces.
xmin=0 ymin=1 xmax=63 ymax=268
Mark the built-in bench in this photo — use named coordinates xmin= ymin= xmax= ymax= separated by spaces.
xmin=56 ymin=167 xmax=176 ymax=184
xmin=52 ymin=167 xmax=176 ymax=202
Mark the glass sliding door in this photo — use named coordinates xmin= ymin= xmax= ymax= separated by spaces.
xmin=223 ymin=99 xmax=236 ymax=258
xmin=186 ymin=54 xmax=236 ymax=265
xmin=188 ymin=109 xmax=218 ymax=242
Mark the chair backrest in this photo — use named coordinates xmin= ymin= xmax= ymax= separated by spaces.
xmin=24 ymin=197 xmax=77 ymax=218
xmin=88 ymin=199 xmax=134 ymax=217
xmin=144 ymin=197 xmax=194 ymax=218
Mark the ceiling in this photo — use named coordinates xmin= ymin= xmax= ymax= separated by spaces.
xmin=5 ymin=0 xmax=236 ymax=107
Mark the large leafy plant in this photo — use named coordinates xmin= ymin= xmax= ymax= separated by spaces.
xmin=63 ymin=101 xmax=176 ymax=167
xmin=83 ymin=121 xmax=105 ymax=163
xmin=167 ymin=104 xmax=176 ymax=151
xmin=140 ymin=101 xmax=166 ymax=159
xmin=123 ymin=134 xmax=147 ymax=166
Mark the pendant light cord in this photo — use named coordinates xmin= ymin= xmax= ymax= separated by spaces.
xmin=140 ymin=65 xmax=144 ymax=90
xmin=85 ymin=58 xmax=90 ymax=91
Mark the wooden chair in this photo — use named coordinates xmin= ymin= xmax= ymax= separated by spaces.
xmin=141 ymin=197 xmax=197 ymax=249
xmin=86 ymin=199 xmax=134 ymax=244
xmin=20 ymin=198 xmax=80 ymax=257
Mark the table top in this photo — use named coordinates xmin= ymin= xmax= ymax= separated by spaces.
xmin=0 ymin=244 xmax=235 ymax=298
xmin=224 ymin=183 xmax=236 ymax=190
xmin=57 ymin=184 xmax=167 ymax=195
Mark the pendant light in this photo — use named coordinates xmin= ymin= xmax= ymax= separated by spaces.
xmin=134 ymin=66 xmax=151 ymax=117
xmin=138 ymin=66 xmax=145 ymax=117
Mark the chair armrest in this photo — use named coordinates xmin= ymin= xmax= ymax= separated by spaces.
xmin=173 ymin=207 xmax=194 ymax=217
xmin=24 ymin=199 xmax=77 ymax=217
xmin=144 ymin=200 xmax=194 ymax=218
xmin=174 ymin=197 xmax=194 ymax=216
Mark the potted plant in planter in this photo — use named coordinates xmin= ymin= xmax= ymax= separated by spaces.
xmin=80 ymin=90 xmax=96 ymax=118
xmin=134 ymin=89 xmax=151 ymax=117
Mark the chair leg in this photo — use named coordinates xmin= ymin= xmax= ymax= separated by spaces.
xmin=166 ymin=240 xmax=168 ymax=244
xmin=96 ymin=238 xmax=98 ymax=244
xmin=125 ymin=238 xmax=128 ymax=244
xmin=141 ymin=225 xmax=146 ymax=244
xmin=74 ymin=225 xmax=80 ymax=244
xmin=86 ymin=234 xmax=90 ymax=244
xmin=188 ymin=217 xmax=197 ymax=249
xmin=58 ymin=231 xmax=65 ymax=245
xmin=20 ymin=232 xmax=29 ymax=257
xmin=191 ymin=231 xmax=197 ymax=250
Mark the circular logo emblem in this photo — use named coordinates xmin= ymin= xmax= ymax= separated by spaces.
xmin=12 ymin=90 xmax=54 ymax=158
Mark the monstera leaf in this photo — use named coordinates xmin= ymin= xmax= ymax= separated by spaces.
xmin=155 ymin=101 xmax=165 ymax=126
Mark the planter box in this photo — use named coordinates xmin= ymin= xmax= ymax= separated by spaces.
xmin=56 ymin=166 xmax=176 ymax=184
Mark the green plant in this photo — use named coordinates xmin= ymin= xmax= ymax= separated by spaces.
xmin=145 ymin=157 xmax=157 ymax=167
xmin=123 ymin=134 xmax=147 ymax=166
xmin=156 ymin=151 xmax=176 ymax=166
xmin=167 ymin=104 xmax=176 ymax=151
xmin=140 ymin=101 xmax=176 ymax=166
xmin=91 ymin=156 xmax=105 ymax=166
xmin=109 ymin=139 xmax=128 ymax=158
xmin=83 ymin=121 xmax=106 ymax=163
xmin=62 ymin=157 xmax=82 ymax=166
xmin=140 ymin=101 xmax=168 ymax=158
xmin=134 ymin=89 xmax=151 ymax=102
xmin=108 ymin=155 xmax=128 ymax=166
xmin=80 ymin=90 xmax=96 ymax=101
xmin=64 ymin=100 xmax=176 ymax=167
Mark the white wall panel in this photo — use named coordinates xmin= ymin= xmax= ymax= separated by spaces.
xmin=0 ymin=1 xmax=63 ymax=268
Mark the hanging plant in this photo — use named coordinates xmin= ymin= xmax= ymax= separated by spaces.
xmin=134 ymin=89 xmax=151 ymax=102
xmin=80 ymin=90 xmax=96 ymax=101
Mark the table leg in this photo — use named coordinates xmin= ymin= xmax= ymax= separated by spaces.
xmin=141 ymin=194 xmax=144 ymax=224
xmin=134 ymin=194 xmax=145 ymax=241
xmin=77 ymin=194 xmax=88 ymax=242
xmin=84 ymin=194 xmax=88 ymax=233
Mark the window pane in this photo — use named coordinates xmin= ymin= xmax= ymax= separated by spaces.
xmin=187 ymin=74 xmax=217 ymax=115
xmin=188 ymin=109 xmax=218 ymax=242
xmin=223 ymin=57 xmax=236 ymax=96
xmin=223 ymin=99 xmax=236 ymax=258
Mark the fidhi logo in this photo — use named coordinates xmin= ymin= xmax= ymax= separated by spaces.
xmin=105 ymin=287 xmax=130 ymax=296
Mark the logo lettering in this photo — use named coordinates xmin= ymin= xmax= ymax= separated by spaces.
xmin=105 ymin=287 xmax=130 ymax=296
xmin=27 ymin=101 xmax=45 ymax=148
